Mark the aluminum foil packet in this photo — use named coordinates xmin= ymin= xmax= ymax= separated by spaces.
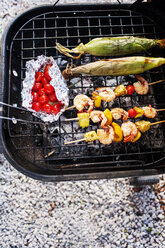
xmin=21 ymin=55 xmax=69 ymax=122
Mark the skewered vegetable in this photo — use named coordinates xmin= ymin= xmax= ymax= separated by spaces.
xmin=62 ymin=57 xmax=165 ymax=79
xmin=56 ymin=36 xmax=165 ymax=59
xmin=127 ymin=85 xmax=135 ymax=95
xmin=111 ymin=122 xmax=123 ymax=142
xmin=84 ymin=131 xmax=98 ymax=142
xmin=77 ymin=113 xmax=90 ymax=128
xmin=64 ymin=131 xmax=98 ymax=145
xmin=131 ymin=131 xmax=141 ymax=143
xmin=133 ymin=107 xmax=144 ymax=118
xmin=91 ymin=95 xmax=102 ymax=108
xmin=128 ymin=108 xmax=137 ymax=118
xmin=135 ymin=120 xmax=151 ymax=133
xmin=114 ymin=85 xmax=127 ymax=97
xmin=103 ymin=108 xmax=113 ymax=125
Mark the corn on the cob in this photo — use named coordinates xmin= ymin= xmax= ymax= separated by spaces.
xmin=63 ymin=56 xmax=165 ymax=79
xmin=56 ymin=36 xmax=165 ymax=59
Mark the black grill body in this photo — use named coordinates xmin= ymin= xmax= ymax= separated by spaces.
xmin=1 ymin=2 xmax=165 ymax=181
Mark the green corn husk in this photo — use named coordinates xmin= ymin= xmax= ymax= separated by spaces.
xmin=62 ymin=56 xmax=165 ymax=79
xmin=56 ymin=36 xmax=165 ymax=59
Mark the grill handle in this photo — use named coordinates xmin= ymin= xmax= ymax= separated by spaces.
xmin=53 ymin=0 xmax=123 ymax=7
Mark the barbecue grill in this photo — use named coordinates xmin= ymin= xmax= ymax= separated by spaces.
xmin=1 ymin=0 xmax=165 ymax=181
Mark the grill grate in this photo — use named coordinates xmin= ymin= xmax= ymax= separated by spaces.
xmin=6 ymin=6 xmax=165 ymax=173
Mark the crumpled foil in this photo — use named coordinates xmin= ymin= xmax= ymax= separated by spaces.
xmin=21 ymin=55 xmax=69 ymax=122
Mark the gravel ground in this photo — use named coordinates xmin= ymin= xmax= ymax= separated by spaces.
xmin=0 ymin=0 xmax=165 ymax=247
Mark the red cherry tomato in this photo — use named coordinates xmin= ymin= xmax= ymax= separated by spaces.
xmin=38 ymin=88 xmax=47 ymax=96
xmin=44 ymin=65 xmax=52 ymax=81
xmin=44 ymin=83 xmax=54 ymax=94
xmin=41 ymin=76 xmax=49 ymax=86
xmin=42 ymin=103 xmax=52 ymax=114
xmin=35 ymin=72 xmax=43 ymax=82
xmin=44 ymin=65 xmax=52 ymax=72
xmin=52 ymin=103 xmax=61 ymax=115
xmin=49 ymin=92 xmax=57 ymax=102
xmin=127 ymin=85 xmax=135 ymax=95
xmin=32 ymin=102 xmax=42 ymax=112
xmin=58 ymin=100 xmax=64 ymax=106
xmin=128 ymin=108 xmax=137 ymax=118
xmin=38 ymin=95 xmax=49 ymax=105
xmin=44 ymin=70 xmax=52 ymax=81
xmin=32 ymin=92 xmax=39 ymax=102
xmin=32 ymin=82 xmax=42 ymax=92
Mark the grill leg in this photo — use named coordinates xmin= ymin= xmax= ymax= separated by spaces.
xmin=129 ymin=176 xmax=160 ymax=187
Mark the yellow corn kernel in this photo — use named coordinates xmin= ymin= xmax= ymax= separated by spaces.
xmin=134 ymin=107 xmax=144 ymax=118
xmin=84 ymin=131 xmax=98 ymax=142
xmin=114 ymin=85 xmax=127 ymax=97
xmin=131 ymin=131 xmax=141 ymax=142
xmin=77 ymin=113 xmax=90 ymax=128
xmin=104 ymin=108 xmax=112 ymax=125
xmin=111 ymin=122 xmax=123 ymax=142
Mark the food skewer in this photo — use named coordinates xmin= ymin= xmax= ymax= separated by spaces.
xmin=64 ymin=104 xmax=165 ymax=129
xmin=65 ymin=77 xmax=165 ymax=112
xmin=64 ymin=120 xmax=165 ymax=145
xmin=45 ymin=119 xmax=165 ymax=158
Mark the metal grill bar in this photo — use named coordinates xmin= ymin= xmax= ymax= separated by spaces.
xmin=8 ymin=6 xmax=165 ymax=172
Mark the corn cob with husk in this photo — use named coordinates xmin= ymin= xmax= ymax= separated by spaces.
xmin=62 ymin=56 xmax=165 ymax=79
xmin=56 ymin=36 xmax=165 ymax=59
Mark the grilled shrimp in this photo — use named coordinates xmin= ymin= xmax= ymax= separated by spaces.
xmin=97 ymin=126 xmax=115 ymax=145
xmin=95 ymin=87 xmax=116 ymax=102
xmin=133 ymin=75 xmax=149 ymax=95
xmin=90 ymin=110 xmax=107 ymax=128
xmin=74 ymin=94 xmax=94 ymax=113
xmin=121 ymin=121 xmax=138 ymax=142
xmin=142 ymin=105 xmax=157 ymax=118
xmin=111 ymin=108 xmax=128 ymax=121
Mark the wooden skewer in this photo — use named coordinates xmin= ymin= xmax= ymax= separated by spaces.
xmin=64 ymin=138 xmax=86 ymax=145
xmin=44 ymin=150 xmax=55 ymax=158
xmin=156 ymin=109 xmax=165 ymax=112
xmin=151 ymin=120 xmax=165 ymax=126
xmin=148 ymin=79 xmax=165 ymax=86
xmin=64 ymin=117 xmax=79 ymax=121
xmin=45 ymin=137 xmax=86 ymax=157
xmin=65 ymin=105 xmax=75 ymax=110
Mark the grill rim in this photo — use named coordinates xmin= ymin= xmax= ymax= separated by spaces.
xmin=1 ymin=3 xmax=165 ymax=181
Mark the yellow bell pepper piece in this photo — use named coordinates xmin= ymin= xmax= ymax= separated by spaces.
xmin=92 ymin=95 xmax=102 ymax=108
xmin=77 ymin=113 xmax=90 ymax=128
xmin=111 ymin=122 xmax=123 ymax=142
xmin=84 ymin=131 xmax=98 ymax=142
xmin=133 ymin=107 xmax=144 ymax=118
xmin=104 ymin=108 xmax=112 ymax=125
xmin=114 ymin=85 xmax=127 ymax=97
xmin=131 ymin=131 xmax=141 ymax=142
